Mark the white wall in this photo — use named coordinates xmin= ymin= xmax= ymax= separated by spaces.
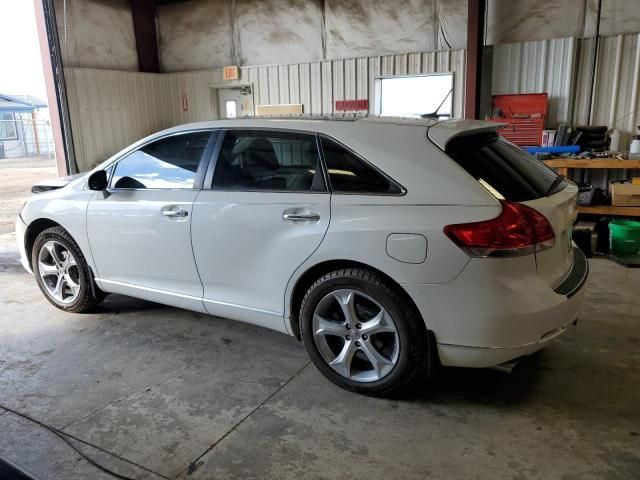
xmin=54 ymin=0 xmax=137 ymax=71
xmin=492 ymin=37 xmax=577 ymax=128
xmin=153 ymin=0 xmax=640 ymax=72
xmin=65 ymin=48 xmax=466 ymax=171
xmin=65 ymin=68 xmax=169 ymax=170
xmin=157 ymin=0 xmax=234 ymax=71
xmin=53 ymin=0 xmax=640 ymax=77
xmin=66 ymin=30 xmax=640 ymax=172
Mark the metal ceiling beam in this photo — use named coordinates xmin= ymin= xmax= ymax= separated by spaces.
xmin=130 ymin=0 xmax=160 ymax=73
xmin=465 ymin=0 xmax=486 ymax=119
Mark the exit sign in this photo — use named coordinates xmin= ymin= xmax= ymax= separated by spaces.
xmin=223 ymin=66 xmax=239 ymax=81
xmin=335 ymin=99 xmax=369 ymax=111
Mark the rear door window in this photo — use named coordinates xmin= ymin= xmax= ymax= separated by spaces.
xmin=445 ymin=133 xmax=566 ymax=201
xmin=212 ymin=130 xmax=325 ymax=192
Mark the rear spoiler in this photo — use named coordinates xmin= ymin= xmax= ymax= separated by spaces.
xmin=427 ymin=119 xmax=505 ymax=150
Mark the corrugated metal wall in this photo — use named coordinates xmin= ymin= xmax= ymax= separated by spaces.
xmin=65 ymin=68 xmax=171 ymax=171
xmin=573 ymin=33 xmax=640 ymax=186
xmin=172 ymin=50 xmax=466 ymax=119
xmin=66 ymin=49 xmax=466 ymax=170
xmin=492 ymin=33 xmax=640 ymax=186
xmin=493 ymin=33 xmax=640 ymax=148
xmin=573 ymin=33 xmax=640 ymax=149
xmin=66 ymin=33 xmax=640 ymax=173
xmin=492 ymin=37 xmax=577 ymax=128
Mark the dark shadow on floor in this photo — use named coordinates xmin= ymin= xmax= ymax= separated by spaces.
xmin=396 ymin=352 xmax=547 ymax=407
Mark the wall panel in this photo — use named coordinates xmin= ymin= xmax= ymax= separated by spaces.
xmin=576 ymin=34 xmax=640 ymax=149
xmin=65 ymin=68 xmax=173 ymax=171
xmin=492 ymin=37 xmax=576 ymax=128
xmin=54 ymin=0 xmax=137 ymax=71
xmin=493 ymin=34 xmax=640 ymax=148
xmin=492 ymin=33 xmax=640 ymax=188
xmin=66 ymin=48 xmax=466 ymax=170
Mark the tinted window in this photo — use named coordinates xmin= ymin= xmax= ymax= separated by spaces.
xmin=112 ymin=131 xmax=213 ymax=189
xmin=213 ymin=130 xmax=325 ymax=192
xmin=446 ymin=133 xmax=565 ymax=202
xmin=321 ymin=137 xmax=402 ymax=194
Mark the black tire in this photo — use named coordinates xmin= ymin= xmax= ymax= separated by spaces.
xmin=300 ymin=268 xmax=428 ymax=396
xmin=581 ymin=139 xmax=608 ymax=149
xmin=32 ymin=226 xmax=105 ymax=313
xmin=576 ymin=125 xmax=607 ymax=134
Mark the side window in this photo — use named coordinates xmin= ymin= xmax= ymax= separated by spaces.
xmin=212 ymin=130 xmax=325 ymax=192
xmin=320 ymin=137 xmax=402 ymax=194
xmin=111 ymin=131 xmax=214 ymax=189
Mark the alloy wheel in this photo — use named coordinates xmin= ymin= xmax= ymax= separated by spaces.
xmin=37 ymin=240 xmax=81 ymax=304
xmin=312 ymin=289 xmax=400 ymax=382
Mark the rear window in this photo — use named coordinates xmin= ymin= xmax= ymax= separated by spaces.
xmin=445 ymin=133 xmax=566 ymax=201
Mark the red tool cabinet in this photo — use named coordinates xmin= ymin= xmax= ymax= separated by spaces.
xmin=486 ymin=93 xmax=548 ymax=147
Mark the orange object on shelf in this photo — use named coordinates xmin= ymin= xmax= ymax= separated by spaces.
xmin=487 ymin=93 xmax=548 ymax=147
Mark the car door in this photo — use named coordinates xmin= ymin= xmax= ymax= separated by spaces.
xmin=87 ymin=130 xmax=217 ymax=313
xmin=191 ymin=129 xmax=330 ymax=331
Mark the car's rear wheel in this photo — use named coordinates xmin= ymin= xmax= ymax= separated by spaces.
xmin=32 ymin=226 xmax=105 ymax=313
xmin=300 ymin=268 xmax=428 ymax=396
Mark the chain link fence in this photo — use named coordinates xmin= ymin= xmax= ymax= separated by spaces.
xmin=0 ymin=116 xmax=55 ymax=160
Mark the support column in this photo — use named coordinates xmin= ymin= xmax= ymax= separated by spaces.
xmin=130 ymin=0 xmax=160 ymax=73
xmin=31 ymin=111 xmax=41 ymax=157
xmin=33 ymin=0 xmax=71 ymax=176
xmin=465 ymin=0 xmax=486 ymax=120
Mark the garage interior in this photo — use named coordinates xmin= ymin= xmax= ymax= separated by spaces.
xmin=1 ymin=0 xmax=640 ymax=478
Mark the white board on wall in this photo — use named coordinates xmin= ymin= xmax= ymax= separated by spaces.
xmin=255 ymin=104 xmax=303 ymax=116
xmin=377 ymin=73 xmax=453 ymax=118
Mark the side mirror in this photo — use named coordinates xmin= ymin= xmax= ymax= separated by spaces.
xmin=88 ymin=170 xmax=108 ymax=191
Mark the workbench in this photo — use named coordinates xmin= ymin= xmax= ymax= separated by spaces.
xmin=542 ymin=158 xmax=640 ymax=216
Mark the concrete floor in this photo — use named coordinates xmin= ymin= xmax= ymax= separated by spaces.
xmin=1 ymin=236 xmax=639 ymax=480
xmin=0 ymin=162 xmax=639 ymax=479
xmin=0 ymin=157 xmax=57 ymax=234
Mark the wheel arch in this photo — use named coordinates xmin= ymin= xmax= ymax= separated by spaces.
xmin=287 ymin=259 xmax=428 ymax=338
xmin=24 ymin=218 xmax=63 ymax=269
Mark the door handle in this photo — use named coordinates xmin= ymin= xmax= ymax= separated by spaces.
xmin=162 ymin=209 xmax=189 ymax=218
xmin=283 ymin=212 xmax=320 ymax=222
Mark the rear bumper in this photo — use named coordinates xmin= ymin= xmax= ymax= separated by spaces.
xmin=553 ymin=247 xmax=589 ymax=298
xmin=15 ymin=215 xmax=31 ymax=274
xmin=404 ymin=250 xmax=588 ymax=368
xmin=436 ymin=291 xmax=582 ymax=367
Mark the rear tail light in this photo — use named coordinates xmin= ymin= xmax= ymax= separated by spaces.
xmin=444 ymin=200 xmax=555 ymax=257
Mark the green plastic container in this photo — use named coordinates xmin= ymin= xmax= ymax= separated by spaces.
xmin=609 ymin=220 xmax=640 ymax=256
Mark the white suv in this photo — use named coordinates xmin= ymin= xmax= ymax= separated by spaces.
xmin=16 ymin=117 xmax=587 ymax=395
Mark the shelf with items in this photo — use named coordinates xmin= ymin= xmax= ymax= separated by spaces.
xmin=576 ymin=205 xmax=640 ymax=216
xmin=542 ymin=157 xmax=640 ymax=217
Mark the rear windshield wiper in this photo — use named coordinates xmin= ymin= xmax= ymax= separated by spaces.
xmin=546 ymin=175 xmax=565 ymax=196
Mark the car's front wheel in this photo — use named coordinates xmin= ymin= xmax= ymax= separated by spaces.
xmin=32 ymin=226 xmax=105 ymax=313
xmin=300 ymin=268 xmax=428 ymax=396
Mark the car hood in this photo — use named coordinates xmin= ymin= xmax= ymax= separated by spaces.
xmin=31 ymin=172 xmax=86 ymax=193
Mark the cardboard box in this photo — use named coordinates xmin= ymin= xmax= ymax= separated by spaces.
xmin=610 ymin=182 xmax=640 ymax=206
